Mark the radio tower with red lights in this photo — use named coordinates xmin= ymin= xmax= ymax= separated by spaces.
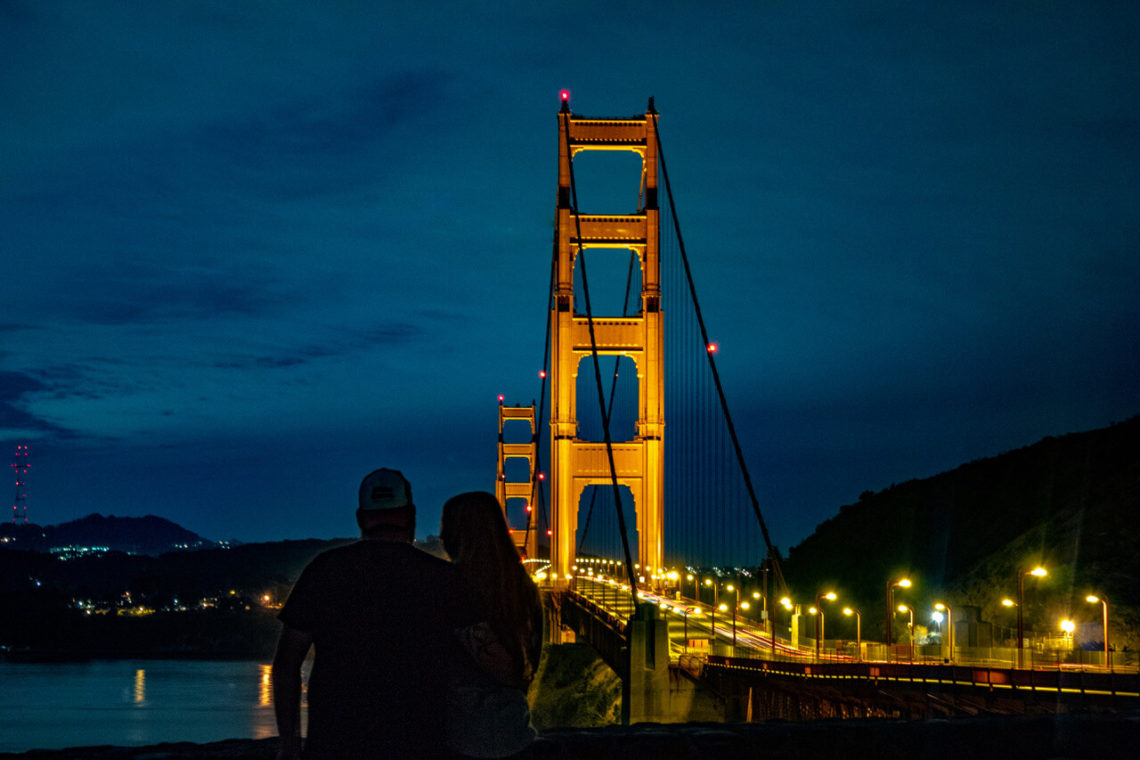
xmin=11 ymin=444 xmax=29 ymax=524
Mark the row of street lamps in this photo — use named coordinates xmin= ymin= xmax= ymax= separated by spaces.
xmin=563 ymin=560 xmax=1113 ymax=670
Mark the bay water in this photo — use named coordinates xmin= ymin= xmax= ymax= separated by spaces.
xmin=0 ymin=659 xmax=308 ymax=753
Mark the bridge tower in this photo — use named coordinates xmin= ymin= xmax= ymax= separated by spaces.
xmin=550 ymin=97 xmax=664 ymax=582
xmin=496 ymin=402 xmax=538 ymax=557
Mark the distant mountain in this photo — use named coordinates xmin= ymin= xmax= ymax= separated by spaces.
xmin=782 ymin=416 xmax=1140 ymax=646
xmin=0 ymin=514 xmax=213 ymax=556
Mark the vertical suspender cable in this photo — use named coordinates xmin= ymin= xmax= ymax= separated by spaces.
xmin=531 ymin=233 xmax=558 ymax=560
xmin=651 ymin=114 xmax=787 ymax=593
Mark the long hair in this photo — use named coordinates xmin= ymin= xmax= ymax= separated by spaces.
xmin=441 ymin=491 xmax=541 ymax=685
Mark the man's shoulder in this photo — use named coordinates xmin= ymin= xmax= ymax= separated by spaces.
xmin=312 ymin=539 xmax=461 ymax=573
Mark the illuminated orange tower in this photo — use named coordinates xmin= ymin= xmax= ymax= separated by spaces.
xmin=496 ymin=402 xmax=538 ymax=557
xmin=550 ymin=97 xmax=664 ymax=583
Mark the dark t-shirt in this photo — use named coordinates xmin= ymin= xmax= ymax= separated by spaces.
xmin=278 ymin=540 xmax=478 ymax=759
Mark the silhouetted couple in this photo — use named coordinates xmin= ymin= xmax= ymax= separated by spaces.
xmin=273 ymin=469 xmax=542 ymax=759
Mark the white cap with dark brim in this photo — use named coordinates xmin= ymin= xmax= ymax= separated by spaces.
xmin=358 ymin=468 xmax=413 ymax=511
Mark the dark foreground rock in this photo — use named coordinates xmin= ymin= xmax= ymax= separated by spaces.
xmin=4 ymin=713 xmax=1140 ymax=760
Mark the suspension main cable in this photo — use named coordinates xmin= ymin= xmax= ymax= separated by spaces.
xmin=530 ymin=231 xmax=559 ymax=559
xmin=651 ymin=113 xmax=787 ymax=593
xmin=561 ymin=107 xmax=640 ymax=596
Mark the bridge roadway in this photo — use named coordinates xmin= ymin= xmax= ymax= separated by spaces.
xmin=558 ymin=578 xmax=1140 ymax=721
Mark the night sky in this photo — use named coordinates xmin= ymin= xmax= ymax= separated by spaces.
xmin=2 ymin=2 xmax=1137 ymax=551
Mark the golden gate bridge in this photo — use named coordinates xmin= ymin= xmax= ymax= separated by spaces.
xmin=490 ymin=96 xmax=1136 ymax=722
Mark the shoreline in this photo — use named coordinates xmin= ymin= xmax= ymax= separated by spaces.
xmin=4 ymin=714 xmax=1140 ymax=760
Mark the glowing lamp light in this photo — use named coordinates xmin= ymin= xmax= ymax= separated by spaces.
xmin=525 ymin=504 xmax=532 ymax=512
xmin=538 ymin=472 xmax=545 ymax=480
xmin=539 ymin=370 xmax=546 ymax=378
xmin=546 ymin=529 xmax=552 ymax=536
xmin=560 ymin=89 xmax=570 ymax=101
xmin=497 ymin=394 xmax=505 ymax=402
xmin=706 ymin=342 xmax=718 ymax=353
xmin=1029 ymin=567 xmax=1047 ymax=577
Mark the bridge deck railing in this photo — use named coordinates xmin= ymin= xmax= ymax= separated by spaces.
xmin=565 ymin=581 xmax=1137 ymax=674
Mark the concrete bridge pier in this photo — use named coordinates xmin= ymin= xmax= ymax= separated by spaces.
xmin=625 ymin=604 xmax=672 ymax=723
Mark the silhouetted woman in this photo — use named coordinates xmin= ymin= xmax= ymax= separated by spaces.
xmin=440 ymin=491 xmax=543 ymax=758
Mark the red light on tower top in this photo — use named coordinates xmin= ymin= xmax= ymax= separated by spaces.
xmin=560 ymin=89 xmax=570 ymax=102
xmin=707 ymin=342 xmax=719 ymax=353
xmin=538 ymin=369 xmax=546 ymax=379
xmin=497 ymin=394 xmax=505 ymax=402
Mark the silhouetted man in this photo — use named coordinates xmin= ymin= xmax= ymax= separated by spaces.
xmin=273 ymin=468 xmax=477 ymax=759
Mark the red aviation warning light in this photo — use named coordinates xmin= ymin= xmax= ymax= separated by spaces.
xmin=525 ymin=504 xmax=532 ymax=513
xmin=537 ymin=472 xmax=545 ymax=481
xmin=706 ymin=342 xmax=719 ymax=354
xmin=560 ymin=89 xmax=570 ymax=103
xmin=538 ymin=370 xmax=546 ymax=379
xmin=546 ymin=529 xmax=553 ymax=536
xmin=497 ymin=394 xmax=505 ymax=402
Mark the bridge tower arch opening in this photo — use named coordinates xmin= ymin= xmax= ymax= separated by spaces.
xmin=496 ymin=402 xmax=538 ymax=558
xmin=550 ymin=100 xmax=664 ymax=584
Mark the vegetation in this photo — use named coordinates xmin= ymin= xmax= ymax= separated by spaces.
xmin=529 ymin=643 xmax=621 ymax=728
xmin=782 ymin=416 xmax=1140 ymax=648
xmin=0 ymin=539 xmax=350 ymax=657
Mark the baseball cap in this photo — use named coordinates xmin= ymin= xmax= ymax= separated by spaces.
xmin=358 ymin=468 xmax=413 ymax=511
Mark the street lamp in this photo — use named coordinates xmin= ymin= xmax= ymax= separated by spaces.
xmin=1060 ymin=618 xmax=1075 ymax=647
xmin=716 ymin=603 xmax=728 ymax=650
xmin=896 ymin=604 xmax=915 ymax=662
xmin=815 ymin=591 xmax=837 ymax=661
xmin=1016 ymin=566 xmax=1047 ymax=668
xmin=934 ymin=602 xmax=953 ymax=663
xmin=843 ymin=607 xmax=861 ymax=661
xmin=1086 ymin=594 xmax=1110 ymax=671
xmin=725 ymin=584 xmax=739 ymax=648
xmin=776 ymin=596 xmax=792 ymax=655
xmin=886 ymin=578 xmax=912 ymax=647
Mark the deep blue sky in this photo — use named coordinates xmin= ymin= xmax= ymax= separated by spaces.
xmin=2 ymin=1 xmax=1137 ymax=550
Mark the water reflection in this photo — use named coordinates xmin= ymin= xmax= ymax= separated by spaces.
xmin=258 ymin=663 xmax=272 ymax=707
xmin=0 ymin=660 xmax=307 ymax=752
xmin=133 ymin=668 xmax=146 ymax=704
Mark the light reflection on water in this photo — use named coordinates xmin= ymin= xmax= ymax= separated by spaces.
xmin=0 ymin=659 xmax=309 ymax=753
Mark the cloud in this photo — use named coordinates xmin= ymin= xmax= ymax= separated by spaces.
xmin=0 ymin=370 xmax=73 ymax=438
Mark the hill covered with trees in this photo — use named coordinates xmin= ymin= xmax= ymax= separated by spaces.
xmin=782 ymin=416 xmax=1140 ymax=647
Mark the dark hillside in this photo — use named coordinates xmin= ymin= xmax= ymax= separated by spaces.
xmin=783 ymin=416 xmax=1140 ymax=644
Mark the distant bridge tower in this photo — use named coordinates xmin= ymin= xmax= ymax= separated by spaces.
xmin=550 ymin=97 xmax=664 ymax=583
xmin=11 ymin=444 xmax=29 ymax=524
xmin=496 ymin=401 xmax=539 ymax=558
